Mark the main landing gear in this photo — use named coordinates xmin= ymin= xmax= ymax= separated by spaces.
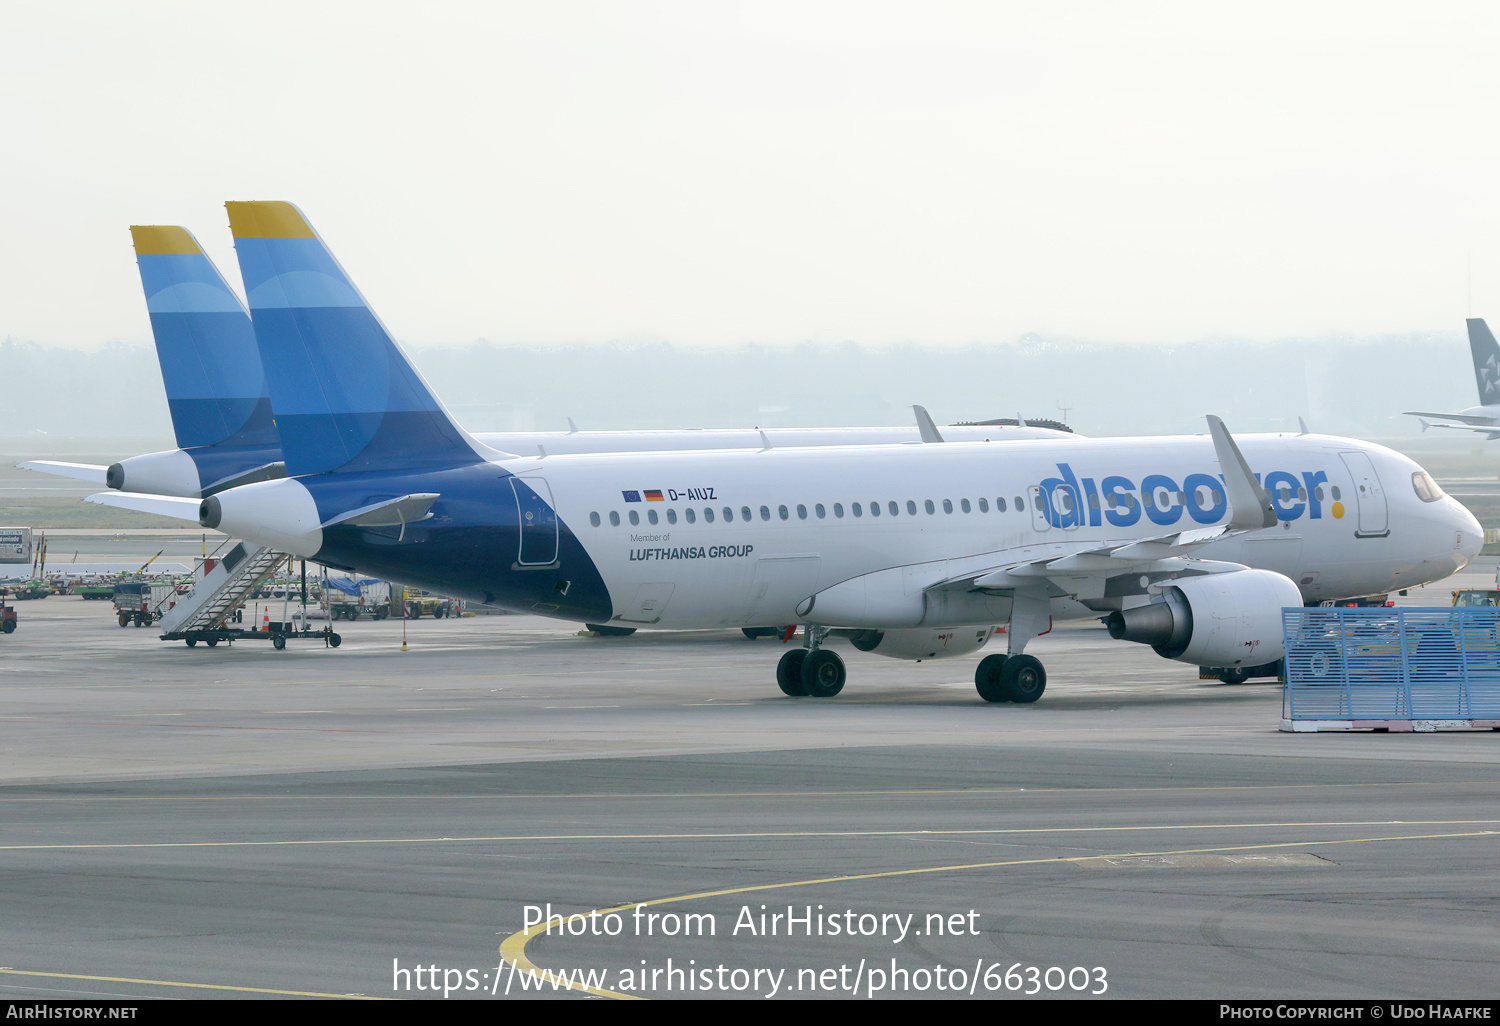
xmin=776 ymin=627 xmax=846 ymax=698
xmin=973 ymin=653 xmax=1046 ymax=704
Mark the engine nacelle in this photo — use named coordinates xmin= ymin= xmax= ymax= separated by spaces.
xmin=107 ymin=449 xmax=201 ymax=498
xmin=1104 ymin=568 xmax=1300 ymax=668
xmin=198 ymin=477 xmax=324 ymax=558
xmin=844 ymin=626 xmax=997 ymax=661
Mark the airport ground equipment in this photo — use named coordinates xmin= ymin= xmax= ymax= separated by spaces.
xmin=1282 ymin=606 xmax=1500 ymax=730
xmin=1452 ymin=589 xmax=1500 ymax=607
xmin=326 ymin=577 xmax=391 ymax=620
xmin=0 ymin=590 xmax=16 ymax=634
xmin=156 ymin=543 xmax=340 ymax=649
xmin=113 ymin=579 xmax=177 ymax=627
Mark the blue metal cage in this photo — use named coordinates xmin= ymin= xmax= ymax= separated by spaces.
xmin=1282 ymin=607 xmax=1500 ymax=720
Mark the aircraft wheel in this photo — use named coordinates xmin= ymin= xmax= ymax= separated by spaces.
xmin=206 ymin=639 xmax=219 ymax=648
xmin=776 ymin=649 xmax=809 ymax=696
xmin=974 ymin=653 xmax=1010 ymax=703
xmin=329 ymin=633 xmax=342 ymax=648
xmin=272 ymin=634 xmax=286 ymax=651
xmin=1000 ymin=654 xmax=1046 ymax=703
xmin=186 ymin=638 xmax=197 ymax=648
xmin=802 ymin=650 xmax=846 ymax=698
xmin=1218 ymin=668 xmax=1250 ymax=685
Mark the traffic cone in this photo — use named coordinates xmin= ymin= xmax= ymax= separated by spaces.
xmin=262 ymin=607 xmax=270 ymax=633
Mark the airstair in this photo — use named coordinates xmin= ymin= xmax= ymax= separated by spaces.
xmin=156 ymin=543 xmax=342 ymax=650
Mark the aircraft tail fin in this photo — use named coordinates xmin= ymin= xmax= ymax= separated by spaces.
xmin=226 ymin=201 xmax=498 ymax=477
xmin=130 ymin=226 xmax=275 ymax=451
xmin=1467 ymin=318 xmax=1500 ymax=406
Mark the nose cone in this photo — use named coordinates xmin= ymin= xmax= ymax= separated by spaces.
xmin=1452 ymin=499 xmax=1484 ymax=571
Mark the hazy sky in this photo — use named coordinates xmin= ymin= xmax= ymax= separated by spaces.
xmin=4 ymin=1 xmax=1500 ymax=349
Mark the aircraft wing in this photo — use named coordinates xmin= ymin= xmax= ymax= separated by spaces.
xmin=18 ymin=461 xmax=109 ymax=484
xmin=1404 ymin=411 xmax=1500 ymax=426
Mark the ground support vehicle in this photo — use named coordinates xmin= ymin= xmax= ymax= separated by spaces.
xmin=0 ymin=591 xmax=16 ymax=634
xmin=113 ymin=580 xmax=177 ymax=627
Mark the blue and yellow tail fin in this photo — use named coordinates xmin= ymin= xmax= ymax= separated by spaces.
xmin=130 ymin=226 xmax=275 ymax=450
xmin=226 ymin=201 xmax=491 ymax=477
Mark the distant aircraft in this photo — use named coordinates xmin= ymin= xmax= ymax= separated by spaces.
xmin=1405 ymin=318 xmax=1500 ymax=438
xmin=19 ymin=228 xmax=1073 ymax=498
xmin=88 ymin=202 xmax=1481 ymax=703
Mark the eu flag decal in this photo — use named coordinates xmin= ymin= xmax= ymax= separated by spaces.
xmin=622 ymin=490 xmax=642 ymax=503
xmin=644 ymin=489 xmax=665 ymax=502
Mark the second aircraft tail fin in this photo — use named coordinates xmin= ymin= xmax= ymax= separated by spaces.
xmin=1467 ymin=318 xmax=1500 ymax=406
xmin=130 ymin=226 xmax=275 ymax=451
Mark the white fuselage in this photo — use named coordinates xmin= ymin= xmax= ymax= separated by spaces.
xmin=508 ymin=432 xmax=1478 ymax=629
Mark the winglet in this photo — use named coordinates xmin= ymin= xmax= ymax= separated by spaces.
xmin=913 ymin=405 xmax=945 ymax=443
xmin=1206 ymin=415 xmax=1276 ymax=530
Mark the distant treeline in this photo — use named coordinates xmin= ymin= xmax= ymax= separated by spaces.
xmin=0 ymin=332 xmax=1470 ymax=444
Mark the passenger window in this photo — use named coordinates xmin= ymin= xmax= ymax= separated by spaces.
xmin=814 ymin=504 xmax=824 ymax=519
xmin=589 ymin=512 xmax=601 ymax=527
xmin=705 ymin=507 xmax=715 ymax=523
xmin=960 ymin=498 xmax=970 ymax=513
xmin=741 ymin=506 xmax=752 ymax=521
xmin=647 ymin=509 xmax=659 ymax=525
xmin=943 ymin=499 xmax=953 ymax=514
xmin=833 ymin=503 xmax=843 ymax=518
xmin=1015 ymin=496 xmax=1024 ymax=511
xmin=799 ymin=504 xmax=810 ymax=520
xmin=870 ymin=502 xmax=880 ymax=518
xmin=851 ymin=503 xmax=861 ymax=517
xmin=609 ymin=511 xmax=620 ymax=526
xmin=890 ymin=501 xmax=900 ymax=516
xmin=778 ymin=505 xmax=789 ymax=521
xmin=995 ymin=497 xmax=1005 ymax=512
xmin=666 ymin=509 xmax=677 ymax=524
xmin=628 ymin=510 xmax=640 ymax=526
xmin=685 ymin=508 xmax=696 ymax=524
xmin=979 ymin=498 xmax=989 ymax=512
xmin=760 ymin=506 xmax=771 ymax=521
xmin=926 ymin=500 xmax=936 ymax=514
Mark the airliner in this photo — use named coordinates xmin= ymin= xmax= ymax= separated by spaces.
xmin=19 ymin=228 xmax=1071 ymax=499
xmin=1406 ymin=318 xmax=1500 ymax=438
xmin=88 ymin=202 xmax=1481 ymax=703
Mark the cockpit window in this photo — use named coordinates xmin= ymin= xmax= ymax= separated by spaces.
xmin=1411 ymin=471 xmax=1444 ymax=503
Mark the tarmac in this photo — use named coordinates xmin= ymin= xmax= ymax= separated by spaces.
xmin=0 ymin=565 xmax=1495 ymax=1001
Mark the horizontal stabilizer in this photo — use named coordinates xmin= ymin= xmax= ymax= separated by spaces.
xmin=1402 ymin=410 xmax=1500 ymax=426
xmin=17 ymin=461 xmax=108 ymax=484
xmin=322 ymin=493 xmax=440 ymax=528
xmin=85 ymin=491 xmax=202 ymax=522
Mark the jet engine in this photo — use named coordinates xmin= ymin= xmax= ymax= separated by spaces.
xmin=845 ymin=626 xmax=997 ymax=661
xmin=1104 ymin=568 xmax=1300 ymax=668
xmin=198 ymin=477 xmax=325 ymax=558
xmin=107 ymin=449 xmax=202 ymax=497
